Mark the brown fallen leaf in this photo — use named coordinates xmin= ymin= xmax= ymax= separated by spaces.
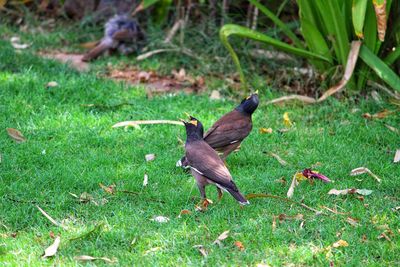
xmin=213 ymin=230 xmax=229 ymax=246
xmin=350 ymin=167 xmax=381 ymax=183
xmin=99 ymin=183 xmax=116 ymax=194
xmin=193 ymin=245 xmax=208 ymax=257
xmin=179 ymin=209 xmax=191 ymax=215
xmin=49 ymin=231 xmax=55 ymax=239
xmin=145 ymin=154 xmax=155 ymax=162
xmin=42 ymin=236 xmax=61 ymax=258
xmin=278 ymin=213 xmax=304 ymax=222
xmin=346 ymin=217 xmax=360 ymax=227
xmin=373 ymin=0 xmax=387 ymax=41
xmin=171 ymin=68 xmax=186 ymax=81
xmin=268 ymin=152 xmax=288 ymax=166
xmin=79 ymin=192 xmax=94 ymax=203
xmin=6 ymin=128 xmax=26 ymax=143
xmin=394 ymin=149 xmax=400 ymax=163
xmin=74 ymin=255 xmax=117 ymax=263
xmin=259 ymin=127 xmax=273 ymax=134
xmin=234 ymin=241 xmax=245 ymax=251
xmin=362 ymin=109 xmax=394 ymax=119
xmin=378 ymin=232 xmax=391 ymax=241
xmin=328 ymin=188 xmax=372 ymax=196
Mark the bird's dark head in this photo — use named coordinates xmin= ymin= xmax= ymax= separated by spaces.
xmin=236 ymin=91 xmax=259 ymax=115
xmin=181 ymin=116 xmax=204 ymax=141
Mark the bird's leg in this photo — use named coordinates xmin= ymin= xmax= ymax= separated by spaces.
xmin=197 ymin=183 xmax=211 ymax=209
xmin=216 ymin=187 xmax=223 ymax=201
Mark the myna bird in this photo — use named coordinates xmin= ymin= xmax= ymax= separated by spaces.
xmin=182 ymin=116 xmax=250 ymax=205
xmin=177 ymin=92 xmax=259 ymax=168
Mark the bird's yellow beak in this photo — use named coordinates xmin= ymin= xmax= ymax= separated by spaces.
xmin=255 ymin=90 xmax=259 ymax=94
xmin=189 ymin=120 xmax=198 ymax=126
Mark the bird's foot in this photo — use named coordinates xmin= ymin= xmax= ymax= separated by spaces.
xmin=195 ymin=198 xmax=213 ymax=211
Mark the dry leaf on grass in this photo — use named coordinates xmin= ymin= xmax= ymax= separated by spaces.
xmin=332 ymin=239 xmax=349 ymax=248
xmin=346 ymin=217 xmax=360 ymax=227
xmin=193 ymin=245 xmax=208 ymax=257
xmin=99 ymin=183 xmax=116 ymax=194
xmin=42 ymin=236 xmax=61 ymax=258
xmin=322 ymin=206 xmax=349 ymax=215
xmin=36 ymin=206 xmax=67 ymax=230
xmin=283 ymin=112 xmax=293 ymax=127
xmin=213 ymin=230 xmax=229 ymax=246
xmin=46 ymin=81 xmax=58 ymax=88
xmin=210 ymin=90 xmax=221 ymax=100
xmin=10 ymin=36 xmax=30 ymax=49
xmin=151 ymin=216 xmax=169 ymax=223
xmin=328 ymin=188 xmax=373 ymax=196
xmin=143 ymin=174 xmax=148 ymax=186
xmin=143 ymin=247 xmax=162 ymax=255
xmin=259 ymin=127 xmax=273 ymax=134
xmin=6 ymin=128 xmax=26 ymax=143
xmin=145 ymin=154 xmax=155 ymax=162
xmin=287 ymin=174 xmax=299 ymax=198
xmin=179 ymin=209 xmax=191 ymax=216
xmin=385 ymin=124 xmax=399 ymax=134
xmin=394 ymin=149 xmax=400 ymax=163
xmin=234 ymin=241 xmax=245 ymax=251
xmin=350 ymin=167 xmax=381 ymax=183
xmin=278 ymin=213 xmax=304 ymax=221
xmin=362 ymin=109 xmax=394 ymax=119
xmin=268 ymin=152 xmax=288 ymax=166
xmin=302 ymin=169 xmax=331 ymax=182
xmin=74 ymin=255 xmax=117 ymax=263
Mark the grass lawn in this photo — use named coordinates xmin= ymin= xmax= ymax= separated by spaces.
xmin=0 ymin=23 xmax=399 ymax=266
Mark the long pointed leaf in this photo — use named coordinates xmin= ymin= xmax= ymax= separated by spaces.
xmin=249 ymin=0 xmax=304 ymax=49
xmin=352 ymin=0 xmax=368 ymax=38
xmin=220 ymin=24 xmax=331 ymax=86
xmin=359 ymin=45 xmax=400 ymax=91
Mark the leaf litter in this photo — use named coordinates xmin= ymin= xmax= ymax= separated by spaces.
xmin=6 ymin=128 xmax=26 ymax=143
xmin=42 ymin=236 xmax=61 ymax=259
xmin=213 ymin=230 xmax=229 ymax=246
xmin=350 ymin=167 xmax=381 ymax=183
xmin=74 ymin=255 xmax=117 ymax=263
xmin=328 ymin=188 xmax=373 ymax=196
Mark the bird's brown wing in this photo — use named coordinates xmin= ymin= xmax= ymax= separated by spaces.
xmin=112 ymin=29 xmax=136 ymax=42
xmin=204 ymin=110 xmax=252 ymax=148
xmin=185 ymin=141 xmax=240 ymax=192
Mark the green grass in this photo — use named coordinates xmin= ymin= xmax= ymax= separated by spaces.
xmin=0 ymin=23 xmax=400 ymax=266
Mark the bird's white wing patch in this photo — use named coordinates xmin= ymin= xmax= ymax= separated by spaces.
xmin=230 ymin=140 xmax=239 ymax=144
xmin=191 ymin=167 xmax=204 ymax=175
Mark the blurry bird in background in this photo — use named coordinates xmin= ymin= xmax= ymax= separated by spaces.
xmin=177 ymin=92 xmax=259 ymax=168
xmin=82 ymin=14 xmax=145 ymax=62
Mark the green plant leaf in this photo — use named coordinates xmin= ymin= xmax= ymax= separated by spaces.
xmin=359 ymin=44 xmax=400 ymax=91
xmin=384 ymin=47 xmax=400 ymax=65
xmin=352 ymin=0 xmax=368 ymax=38
xmin=249 ymin=0 xmax=304 ymax=49
xmin=219 ymin=24 xmax=331 ymax=86
xmin=300 ymin=19 xmax=333 ymax=70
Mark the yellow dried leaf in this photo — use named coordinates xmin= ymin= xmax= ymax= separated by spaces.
xmin=259 ymin=127 xmax=273 ymax=134
xmin=295 ymin=172 xmax=307 ymax=182
xmin=283 ymin=112 xmax=293 ymax=127
xmin=332 ymin=239 xmax=349 ymax=248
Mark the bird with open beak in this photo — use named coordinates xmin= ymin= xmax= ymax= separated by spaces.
xmin=177 ymin=91 xmax=259 ymax=168
xmin=182 ymin=116 xmax=250 ymax=206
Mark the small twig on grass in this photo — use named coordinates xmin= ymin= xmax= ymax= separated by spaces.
xmin=136 ymin=47 xmax=197 ymax=61
xmin=36 ymin=205 xmax=67 ymax=230
xmin=246 ymin=193 xmax=324 ymax=215
xmin=112 ymin=120 xmax=184 ymax=128
xmin=164 ymin=19 xmax=184 ymax=44
xmin=5 ymin=196 xmax=50 ymax=204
